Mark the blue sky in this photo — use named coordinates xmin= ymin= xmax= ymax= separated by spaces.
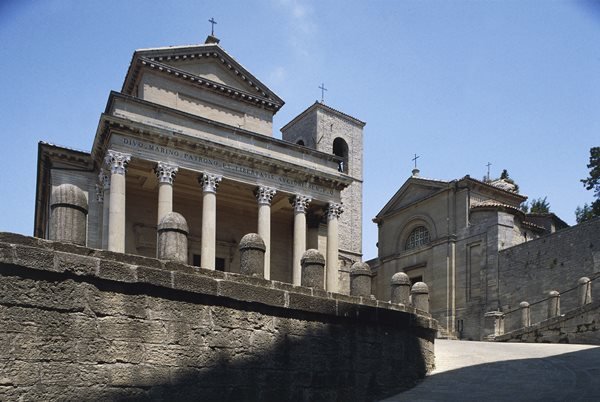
xmin=1 ymin=0 xmax=599 ymax=260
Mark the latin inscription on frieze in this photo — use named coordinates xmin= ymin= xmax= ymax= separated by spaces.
xmin=112 ymin=135 xmax=337 ymax=199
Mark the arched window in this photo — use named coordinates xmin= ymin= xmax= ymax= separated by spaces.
xmin=296 ymin=139 xmax=305 ymax=146
xmin=405 ymin=226 xmax=430 ymax=250
xmin=333 ymin=137 xmax=349 ymax=173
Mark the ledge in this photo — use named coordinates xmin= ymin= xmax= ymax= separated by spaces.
xmin=0 ymin=232 xmax=437 ymax=331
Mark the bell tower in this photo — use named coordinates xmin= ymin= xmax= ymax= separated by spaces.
xmin=282 ymin=101 xmax=365 ymax=275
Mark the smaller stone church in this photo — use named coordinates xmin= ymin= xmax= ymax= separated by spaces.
xmin=367 ymin=168 xmax=569 ymax=340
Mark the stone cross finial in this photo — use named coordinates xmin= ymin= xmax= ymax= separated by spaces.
xmin=319 ymin=83 xmax=327 ymax=103
xmin=209 ymin=17 xmax=217 ymax=36
xmin=255 ymin=186 xmax=277 ymax=206
xmin=412 ymin=153 xmax=420 ymax=169
xmin=155 ymin=162 xmax=179 ymax=184
xmin=199 ymin=173 xmax=222 ymax=193
xmin=104 ymin=150 xmax=131 ymax=175
xmin=290 ymin=195 xmax=311 ymax=214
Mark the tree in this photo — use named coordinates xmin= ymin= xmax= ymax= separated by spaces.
xmin=497 ymin=169 xmax=519 ymax=193
xmin=529 ymin=197 xmax=550 ymax=214
xmin=575 ymin=204 xmax=595 ymax=223
xmin=575 ymin=147 xmax=600 ymax=222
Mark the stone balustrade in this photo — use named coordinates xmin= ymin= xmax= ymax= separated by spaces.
xmin=485 ymin=276 xmax=596 ymax=340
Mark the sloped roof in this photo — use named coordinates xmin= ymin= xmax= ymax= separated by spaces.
xmin=281 ymin=101 xmax=365 ymax=132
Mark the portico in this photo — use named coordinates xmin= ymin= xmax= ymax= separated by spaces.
xmin=93 ymin=115 xmax=349 ymax=287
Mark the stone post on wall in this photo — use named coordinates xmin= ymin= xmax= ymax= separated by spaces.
xmin=239 ymin=233 xmax=266 ymax=278
xmin=349 ymin=262 xmax=372 ymax=297
xmin=578 ymin=277 xmax=592 ymax=306
xmin=390 ymin=272 xmax=411 ymax=305
xmin=548 ymin=290 xmax=561 ymax=318
xmin=157 ymin=212 xmax=189 ymax=263
xmin=520 ymin=301 xmax=531 ymax=328
xmin=411 ymin=282 xmax=430 ymax=313
xmin=484 ymin=311 xmax=505 ymax=338
xmin=49 ymin=184 xmax=88 ymax=246
xmin=301 ymin=249 xmax=325 ymax=290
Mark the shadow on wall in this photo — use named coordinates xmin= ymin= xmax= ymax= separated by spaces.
xmin=0 ymin=260 xmax=431 ymax=402
xmin=385 ymin=347 xmax=600 ymax=401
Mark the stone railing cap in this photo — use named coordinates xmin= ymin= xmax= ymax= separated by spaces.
xmin=578 ymin=277 xmax=591 ymax=284
xmin=519 ymin=301 xmax=530 ymax=307
xmin=411 ymin=281 xmax=429 ymax=294
xmin=50 ymin=183 xmax=88 ymax=212
xmin=301 ymin=249 xmax=325 ymax=265
xmin=349 ymin=261 xmax=371 ymax=276
xmin=239 ymin=233 xmax=266 ymax=251
xmin=158 ymin=212 xmax=189 ymax=233
xmin=391 ymin=272 xmax=410 ymax=285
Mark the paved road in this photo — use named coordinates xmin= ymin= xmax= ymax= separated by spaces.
xmin=383 ymin=339 xmax=600 ymax=402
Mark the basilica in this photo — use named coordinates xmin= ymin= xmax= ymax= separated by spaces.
xmin=34 ymin=34 xmax=364 ymax=294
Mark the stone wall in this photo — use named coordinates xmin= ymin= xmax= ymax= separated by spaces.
xmin=492 ymin=217 xmax=600 ymax=320
xmin=495 ymin=300 xmax=599 ymax=345
xmin=0 ymin=233 xmax=436 ymax=401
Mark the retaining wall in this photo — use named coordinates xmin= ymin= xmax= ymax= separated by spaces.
xmin=493 ymin=217 xmax=600 ymax=320
xmin=0 ymin=233 xmax=436 ymax=401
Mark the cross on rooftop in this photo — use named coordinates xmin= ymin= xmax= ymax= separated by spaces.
xmin=486 ymin=162 xmax=492 ymax=181
xmin=319 ymin=83 xmax=327 ymax=103
xmin=412 ymin=154 xmax=420 ymax=169
xmin=209 ymin=18 xmax=217 ymax=36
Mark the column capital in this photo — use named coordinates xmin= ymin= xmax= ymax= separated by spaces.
xmin=326 ymin=202 xmax=344 ymax=220
xmin=199 ymin=173 xmax=222 ymax=193
xmin=155 ymin=162 xmax=179 ymax=184
xmin=290 ymin=195 xmax=312 ymax=214
xmin=95 ymin=184 xmax=104 ymax=203
xmin=255 ymin=186 xmax=277 ymax=206
xmin=104 ymin=150 xmax=131 ymax=175
xmin=98 ymin=169 xmax=111 ymax=190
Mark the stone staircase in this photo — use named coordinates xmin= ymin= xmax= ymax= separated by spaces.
xmin=436 ymin=325 xmax=458 ymax=340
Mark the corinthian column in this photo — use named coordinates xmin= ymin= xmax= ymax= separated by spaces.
xmin=255 ymin=186 xmax=276 ymax=279
xmin=199 ymin=173 xmax=222 ymax=270
xmin=98 ymin=170 xmax=111 ymax=249
xmin=290 ymin=195 xmax=311 ymax=285
xmin=326 ymin=202 xmax=343 ymax=293
xmin=155 ymin=162 xmax=179 ymax=225
xmin=105 ymin=150 xmax=131 ymax=252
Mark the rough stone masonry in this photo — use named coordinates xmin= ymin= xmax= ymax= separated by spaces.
xmin=0 ymin=233 xmax=436 ymax=401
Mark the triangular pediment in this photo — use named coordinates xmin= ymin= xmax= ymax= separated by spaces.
xmin=122 ymin=43 xmax=284 ymax=109
xmin=375 ymin=177 xmax=448 ymax=219
xmin=161 ymin=58 xmax=250 ymax=92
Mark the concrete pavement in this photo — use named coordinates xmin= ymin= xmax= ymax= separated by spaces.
xmin=383 ymin=339 xmax=600 ymax=401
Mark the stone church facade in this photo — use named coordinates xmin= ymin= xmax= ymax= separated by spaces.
xmin=367 ymin=169 xmax=571 ymax=340
xmin=34 ymin=35 xmax=364 ymax=294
